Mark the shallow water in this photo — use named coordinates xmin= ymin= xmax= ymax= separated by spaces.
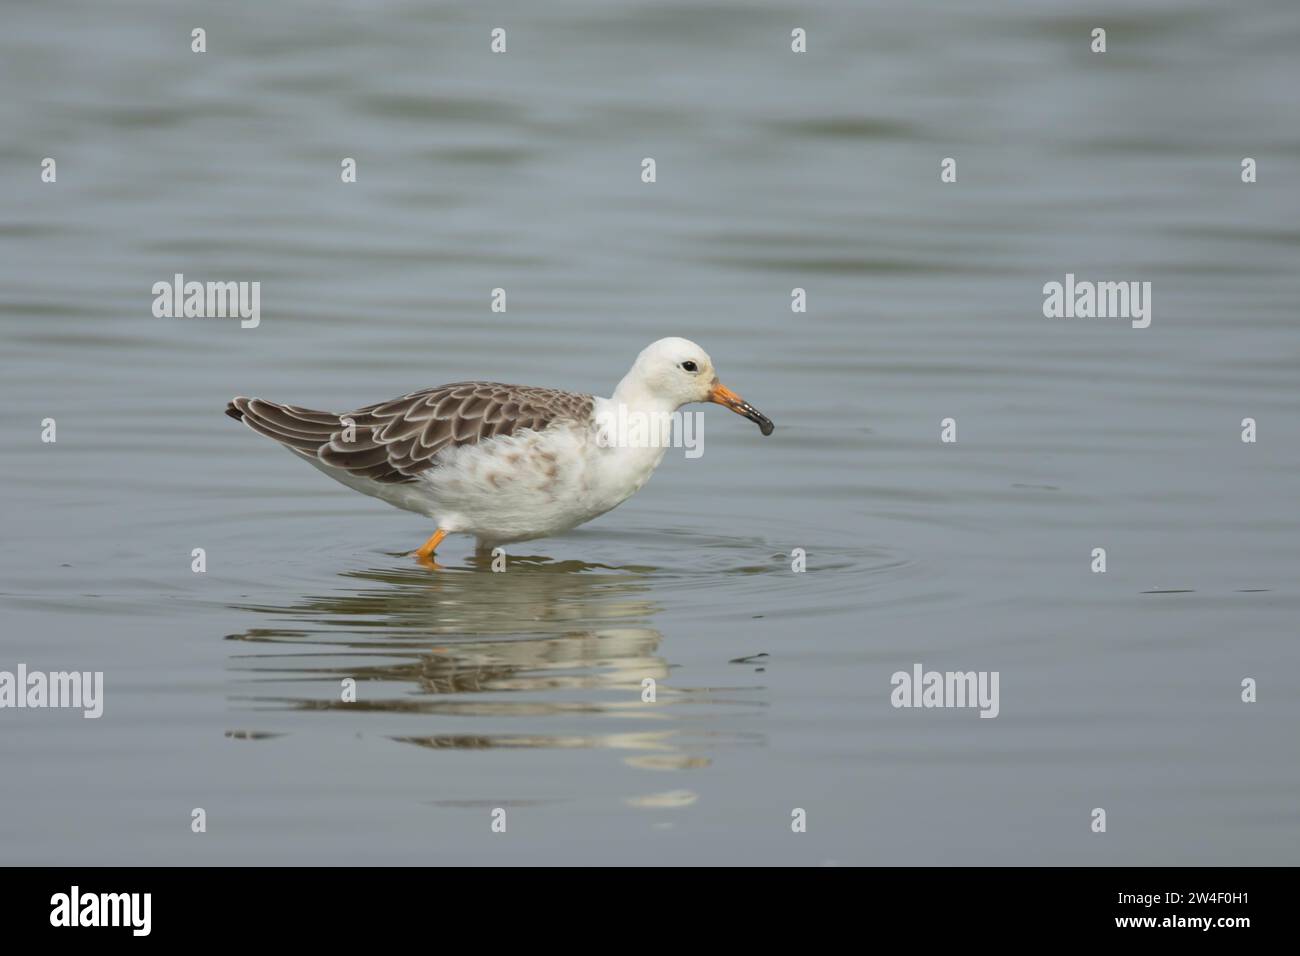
xmin=2 ymin=0 xmax=1299 ymax=864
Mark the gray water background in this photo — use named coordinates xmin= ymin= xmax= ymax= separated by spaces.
xmin=1 ymin=0 xmax=1298 ymax=864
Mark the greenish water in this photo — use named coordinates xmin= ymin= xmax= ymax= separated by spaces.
xmin=1 ymin=0 xmax=1298 ymax=864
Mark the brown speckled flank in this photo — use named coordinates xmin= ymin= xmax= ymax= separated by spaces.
xmin=226 ymin=384 xmax=595 ymax=484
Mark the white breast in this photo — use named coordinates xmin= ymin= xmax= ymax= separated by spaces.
xmin=309 ymin=398 xmax=673 ymax=546
xmin=414 ymin=410 xmax=666 ymax=544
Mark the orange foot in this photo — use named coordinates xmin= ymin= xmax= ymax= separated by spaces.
xmin=413 ymin=529 xmax=447 ymax=569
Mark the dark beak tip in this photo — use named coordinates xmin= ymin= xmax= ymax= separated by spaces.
xmin=759 ymin=421 xmax=774 ymax=436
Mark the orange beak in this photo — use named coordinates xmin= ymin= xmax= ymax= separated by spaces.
xmin=708 ymin=382 xmax=774 ymax=436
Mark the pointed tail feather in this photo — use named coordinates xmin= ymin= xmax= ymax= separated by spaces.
xmin=225 ymin=396 xmax=342 ymax=455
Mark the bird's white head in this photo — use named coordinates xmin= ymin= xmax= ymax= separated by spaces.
xmin=615 ymin=337 xmax=774 ymax=435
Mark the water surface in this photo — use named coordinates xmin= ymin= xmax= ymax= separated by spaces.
xmin=2 ymin=0 xmax=1298 ymax=864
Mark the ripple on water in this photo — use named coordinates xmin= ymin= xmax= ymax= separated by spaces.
xmin=210 ymin=517 xmax=929 ymax=767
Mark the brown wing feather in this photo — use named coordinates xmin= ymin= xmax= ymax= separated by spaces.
xmin=227 ymin=384 xmax=593 ymax=484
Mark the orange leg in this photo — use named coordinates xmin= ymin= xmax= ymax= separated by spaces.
xmin=414 ymin=529 xmax=447 ymax=563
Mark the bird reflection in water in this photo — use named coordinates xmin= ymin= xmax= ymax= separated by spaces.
xmin=224 ymin=553 xmax=764 ymax=776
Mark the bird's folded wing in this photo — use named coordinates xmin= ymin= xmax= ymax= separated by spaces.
xmin=228 ymin=383 xmax=593 ymax=484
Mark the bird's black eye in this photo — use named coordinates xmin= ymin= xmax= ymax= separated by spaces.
xmin=681 ymin=361 xmax=698 ymax=373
